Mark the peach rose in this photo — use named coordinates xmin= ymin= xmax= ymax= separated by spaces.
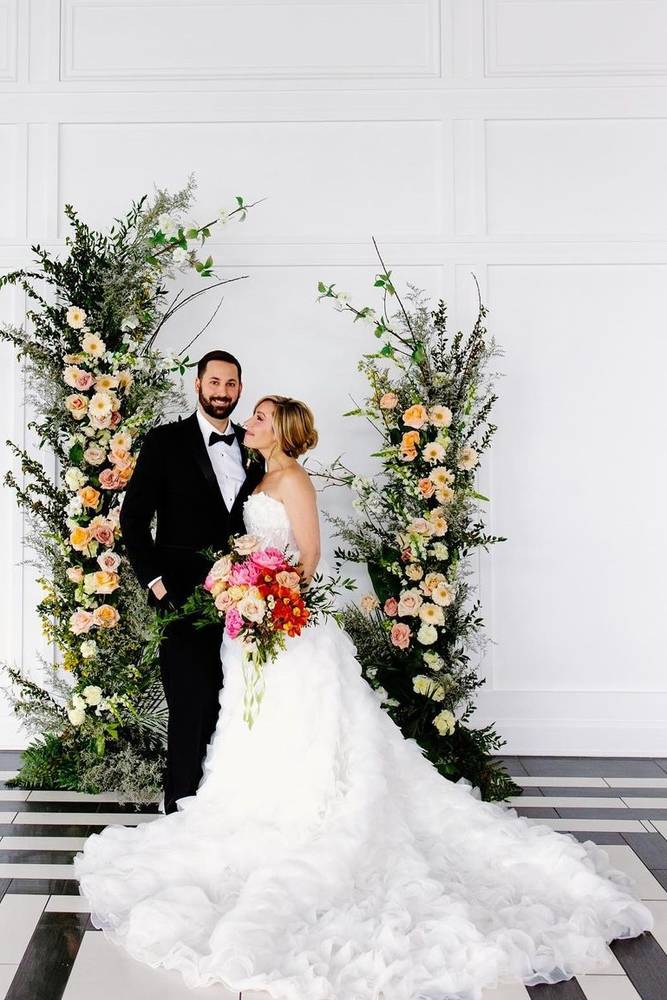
xmin=91 ymin=571 xmax=119 ymax=595
xmin=383 ymin=597 xmax=398 ymax=617
xmin=234 ymin=534 xmax=260 ymax=556
xmin=93 ymin=604 xmax=119 ymax=629
xmin=89 ymin=517 xmax=114 ymax=547
xmin=399 ymin=447 xmax=417 ymax=463
xmin=397 ymin=588 xmax=423 ymax=617
xmin=379 ymin=392 xmax=398 ymax=410
xmin=390 ymin=622 xmax=412 ymax=650
xmin=65 ymin=394 xmax=88 ymax=420
xmin=75 ymin=371 xmax=95 ymax=391
xmin=276 ymin=570 xmax=301 ymax=590
xmin=402 ymin=404 xmax=428 ymax=429
xmin=406 ymin=517 xmax=432 ymax=537
xmin=360 ymin=594 xmax=380 ymax=614
xmin=418 ymin=478 xmax=435 ymax=499
xmin=405 ymin=563 xmax=423 ymax=581
xmin=117 ymin=462 xmax=135 ymax=485
xmin=214 ymin=590 xmax=233 ymax=613
xmin=83 ymin=445 xmax=106 ymax=466
xmin=99 ymin=468 xmax=121 ymax=491
xmin=422 ymin=572 xmax=446 ymax=595
xmin=70 ymin=609 xmax=94 ymax=635
xmin=401 ymin=431 xmax=420 ymax=452
xmin=78 ymin=486 xmax=100 ymax=509
xmin=66 ymin=566 xmax=84 ymax=583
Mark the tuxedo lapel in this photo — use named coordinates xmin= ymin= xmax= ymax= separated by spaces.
xmin=230 ymin=422 xmax=262 ymax=517
xmin=183 ymin=412 xmax=227 ymax=511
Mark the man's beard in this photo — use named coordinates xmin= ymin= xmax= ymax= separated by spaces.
xmin=199 ymin=389 xmax=239 ymax=422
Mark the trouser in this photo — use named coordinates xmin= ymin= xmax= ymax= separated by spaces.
xmin=158 ymin=618 xmax=224 ymax=815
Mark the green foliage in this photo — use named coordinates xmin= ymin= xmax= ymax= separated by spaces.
xmin=317 ymin=251 xmax=519 ymax=802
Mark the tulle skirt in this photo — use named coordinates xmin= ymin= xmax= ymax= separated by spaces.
xmin=74 ymin=619 xmax=653 ymax=1000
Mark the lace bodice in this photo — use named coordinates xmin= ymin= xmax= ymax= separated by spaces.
xmin=242 ymin=491 xmax=300 ymax=559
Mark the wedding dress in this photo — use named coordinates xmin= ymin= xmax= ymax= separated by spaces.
xmin=74 ymin=491 xmax=653 ymax=1000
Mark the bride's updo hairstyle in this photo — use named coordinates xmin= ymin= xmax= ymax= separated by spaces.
xmin=256 ymin=395 xmax=319 ymax=459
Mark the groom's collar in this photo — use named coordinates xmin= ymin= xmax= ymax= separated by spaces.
xmin=194 ymin=408 xmax=244 ymax=447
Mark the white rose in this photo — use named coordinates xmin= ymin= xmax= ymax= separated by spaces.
xmin=417 ymin=623 xmax=438 ymax=645
xmin=433 ymin=709 xmax=456 ymax=736
xmin=66 ymin=496 xmax=83 ymax=517
xmin=72 ymin=693 xmax=86 ymax=711
xmin=237 ymin=591 xmax=266 ymax=624
xmin=64 ymin=467 xmax=86 ymax=491
xmin=423 ymin=651 xmax=444 ymax=670
xmin=82 ymin=685 xmax=102 ymax=706
xmin=67 ymin=707 xmax=86 ymax=726
xmin=158 ymin=213 xmax=178 ymax=237
xmin=433 ymin=542 xmax=449 ymax=560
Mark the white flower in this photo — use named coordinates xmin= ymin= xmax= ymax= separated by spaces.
xmin=423 ymin=651 xmax=444 ymax=670
xmin=120 ymin=314 xmax=139 ymax=332
xmin=457 ymin=446 xmax=479 ymax=471
xmin=432 ymin=582 xmax=456 ymax=607
xmin=67 ymin=706 xmax=86 ymax=726
xmin=417 ymin=623 xmax=438 ymax=645
xmin=72 ymin=693 xmax=86 ymax=711
xmin=66 ymin=496 xmax=83 ymax=517
xmin=82 ymin=685 xmax=103 ymax=706
xmin=158 ymin=213 xmax=178 ymax=237
xmin=413 ymin=674 xmax=445 ymax=702
xmin=237 ymin=590 xmax=266 ymax=624
xmin=89 ymin=392 xmax=113 ymax=418
xmin=432 ymin=542 xmax=449 ymax=560
xmin=82 ymin=332 xmax=106 ymax=357
xmin=336 ymin=292 xmax=351 ymax=304
xmin=361 ymin=308 xmax=377 ymax=326
xmin=64 ymin=467 xmax=86 ymax=491
xmin=433 ymin=709 xmax=456 ymax=736
xmin=66 ymin=306 xmax=87 ymax=329
xmin=419 ymin=602 xmax=445 ymax=626
xmin=80 ymin=640 xmax=97 ymax=659
xmin=218 ymin=209 xmax=230 ymax=226
xmin=374 ymin=686 xmax=389 ymax=705
xmin=172 ymin=247 xmax=188 ymax=265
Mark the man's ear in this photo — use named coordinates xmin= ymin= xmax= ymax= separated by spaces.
xmin=194 ymin=376 xmax=201 ymax=393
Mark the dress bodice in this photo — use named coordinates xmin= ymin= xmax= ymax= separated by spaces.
xmin=242 ymin=491 xmax=300 ymax=559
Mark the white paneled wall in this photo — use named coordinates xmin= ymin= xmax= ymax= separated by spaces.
xmin=0 ymin=0 xmax=665 ymax=753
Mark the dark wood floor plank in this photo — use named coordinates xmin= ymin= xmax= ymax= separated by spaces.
xmin=570 ymin=831 xmax=626 ymax=844
xmin=0 ymin=850 xmax=76 ymax=864
xmin=622 ymin=833 xmax=667 ymax=868
xmin=526 ymin=977 xmax=587 ymax=998
xmin=521 ymin=757 xmax=666 ymax=777
xmin=5 ymin=910 xmax=88 ymax=1000
xmin=611 ymin=932 xmax=667 ymax=1000
xmin=7 ymin=880 xmax=79 ymax=895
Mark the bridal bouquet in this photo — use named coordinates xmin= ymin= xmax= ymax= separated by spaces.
xmin=155 ymin=534 xmax=350 ymax=728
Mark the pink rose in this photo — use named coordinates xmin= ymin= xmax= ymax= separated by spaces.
xmin=109 ymin=410 xmax=122 ymax=428
xmin=390 ymin=622 xmax=412 ymax=650
xmin=203 ymin=572 xmax=215 ymax=593
xmin=99 ymin=468 xmax=121 ymax=490
xmin=66 ymin=566 xmax=84 ymax=584
xmin=215 ymin=590 xmax=233 ymax=613
xmin=89 ymin=517 xmax=115 ymax=547
xmin=75 ymin=371 xmax=95 ymax=391
xmin=384 ymin=597 xmax=398 ymax=617
xmin=224 ymin=607 xmax=243 ymax=639
xmin=70 ymin=609 xmax=94 ymax=635
xmin=250 ymin=548 xmax=288 ymax=573
xmin=229 ymin=561 xmax=261 ymax=586
xmin=97 ymin=551 xmax=120 ymax=573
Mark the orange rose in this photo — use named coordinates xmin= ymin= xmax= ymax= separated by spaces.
xmin=418 ymin=478 xmax=435 ymax=499
xmin=92 ymin=604 xmax=119 ymax=629
xmin=69 ymin=526 xmax=92 ymax=552
xmin=401 ymin=431 xmax=420 ymax=451
xmin=78 ymin=486 xmax=101 ymax=509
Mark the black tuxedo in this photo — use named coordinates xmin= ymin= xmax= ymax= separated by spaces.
xmin=120 ymin=411 xmax=263 ymax=813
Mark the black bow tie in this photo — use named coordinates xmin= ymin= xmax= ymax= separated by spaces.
xmin=208 ymin=430 xmax=236 ymax=447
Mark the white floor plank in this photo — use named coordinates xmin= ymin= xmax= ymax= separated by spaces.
xmin=11 ymin=812 xmax=157 ymax=826
xmin=646 ymin=899 xmax=667 ymax=952
xmin=650 ymin=819 xmax=667 ymax=840
xmin=0 ymin=894 xmax=48 ymax=964
xmin=619 ymin=797 xmax=667 ymax=809
xmin=0 ymin=772 xmax=18 ymax=782
xmin=599 ymin=844 xmax=667 ymax=900
xmin=27 ymin=790 xmax=159 ymax=803
xmin=0 ymin=863 xmax=74 ymax=878
xmin=510 ymin=797 xmax=627 ymax=809
xmin=578 ymin=975 xmax=641 ymax=999
xmin=62 ymin=931 xmax=239 ymax=999
xmin=0 ymin=791 xmax=29 ymax=802
xmin=525 ymin=818 xmax=648 ymax=833
xmin=45 ymin=895 xmax=91 ymax=913
xmin=0 ymin=836 xmax=88 ymax=850
xmin=514 ymin=777 xmax=609 ymax=788
xmin=0 ymin=813 xmax=16 ymax=824
xmin=606 ymin=778 xmax=667 ymax=788
xmin=0 ymin=963 xmax=18 ymax=998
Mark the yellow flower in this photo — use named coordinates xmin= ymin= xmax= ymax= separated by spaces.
xmin=69 ymin=525 xmax=92 ymax=553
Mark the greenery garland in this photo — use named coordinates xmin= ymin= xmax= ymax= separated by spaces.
xmin=317 ymin=246 xmax=520 ymax=801
xmin=0 ymin=181 xmax=256 ymax=797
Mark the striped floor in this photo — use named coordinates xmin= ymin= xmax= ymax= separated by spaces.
xmin=1 ymin=751 xmax=667 ymax=999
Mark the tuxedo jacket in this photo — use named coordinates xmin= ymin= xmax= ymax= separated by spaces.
xmin=120 ymin=412 xmax=263 ymax=607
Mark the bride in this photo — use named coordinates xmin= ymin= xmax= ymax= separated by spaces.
xmin=74 ymin=395 xmax=653 ymax=1000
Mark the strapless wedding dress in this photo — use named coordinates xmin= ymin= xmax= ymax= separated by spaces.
xmin=74 ymin=491 xmax=653 ymax=1000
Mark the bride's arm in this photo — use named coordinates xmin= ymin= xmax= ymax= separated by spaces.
xmin=279 ymin=470 xmax=320 ymax=583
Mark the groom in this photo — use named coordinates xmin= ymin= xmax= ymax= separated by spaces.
xmin=120 ymin=349 xmax=263 ymax=813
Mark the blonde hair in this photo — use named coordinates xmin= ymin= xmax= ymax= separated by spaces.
xmin=254 ymin=395 xmax=319 ymax=458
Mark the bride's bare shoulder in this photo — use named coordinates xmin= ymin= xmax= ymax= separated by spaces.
xmin=275 ymin=463 xmax=315 ymax=501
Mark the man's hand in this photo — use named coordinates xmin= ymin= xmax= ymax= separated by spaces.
xmin=151 ymin=579 xmax=168 ymax=602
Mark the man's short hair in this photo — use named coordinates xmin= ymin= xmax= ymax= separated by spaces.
xmin=197 ymin=350 xmax=242 ymax=382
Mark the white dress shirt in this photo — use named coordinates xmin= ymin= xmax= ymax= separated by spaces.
xmin=147 ymin=408 xmax=247 ymax=591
